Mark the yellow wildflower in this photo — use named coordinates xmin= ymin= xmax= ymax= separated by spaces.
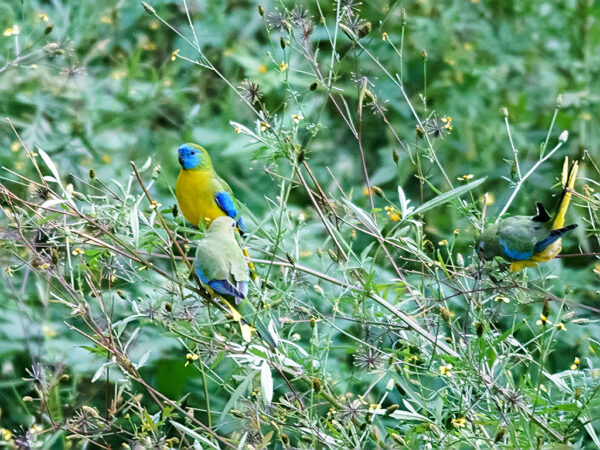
xmin=438 ymin=239 xmax=448 ymax=246
xmin=260 ymin=121 xmax=270 ymax=132
xmin=258 ymin=64 xmax=267 ymax=74
xmin=102 ymin=154 xmax=111 ymax=164
xmin=3 ymin=26 xmax=20 ymax=36
xmin=439 ymin=363 xmax=453 ymax=376
xmin=11 ymin=141 xmax=20 ymax=152
xmin=536 ymin=314 xmax=552 ymax=326
xmin=556 ymin=322 xmax=567 ymax=332
xmin=72 ymin=248 xmax=84 ymax=256
xmin=279 ymin=61 xmax=289 ymax=72
xmin=171 ymin=49 xmax=180 ymax=61
xmin=291 ymin=113 xmax=304 ymax=124
xmin=148 ymin=20 xmax=159 ymax=30
xmin=494 ymin=295 xmax=510 ymax=303
xmin=0 ymin=428 xmax=12 ymax=441
xmin=464 ymin=42 xmax=472 ymax=51
xmin=570 ymin=357 xmax=580 ymax=371
xmin=451 ymin=417 xmax=467 ymax=428
xmin=384 ymin=206 xmax=401 ymax=221
xmin=38 ymin=13 xmax=49 ymax=22
xmin=100 ymin=16 xmax=112 ymax=24
xmin=382 ymin=32 xmax=388 ymax=41
xmin=185 ymin=352 xmax=199 ymax=367
xmin=457 ymin=174 xmax=474 ymax=181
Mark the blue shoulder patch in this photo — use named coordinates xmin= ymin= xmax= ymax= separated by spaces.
xmin=533 ymin=234 xmax=561 ymax=253
xmin=498 ymin=237 xmax=532 ymax=261
xmin=195 ymin=263 xmax=210 ymax=284
xmin=215 ymin=191 xmax=247 ymax=234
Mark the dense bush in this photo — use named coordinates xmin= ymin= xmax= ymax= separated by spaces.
xmin=0 ymin=0 xmax=599 ymax=447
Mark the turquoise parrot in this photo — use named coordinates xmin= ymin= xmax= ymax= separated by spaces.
xmin=476 ymin=158 xmax=578 ymax=271
xmin=195 ymin=216 xmax=276 ymax=347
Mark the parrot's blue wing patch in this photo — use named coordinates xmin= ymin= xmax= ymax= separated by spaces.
xmin=215 ymin=191 xmax=247 ymax=234
xmin=209 ymin=280 xmax=246 ymax=299
xmin=195 ymin=264 xmax=210 ymax=284
xmin=533 ymin=224 xmax=577 ymax=253
xmin=196 ymin=264 xmax=246 ymax=299
xmin=533 ymin=235 xmax=561 ymax=253
xmin=498 ymin=237 xmax=532 ymax=260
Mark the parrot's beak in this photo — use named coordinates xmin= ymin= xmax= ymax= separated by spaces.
xmin=178 ymin=155 xmax=184 ymax=167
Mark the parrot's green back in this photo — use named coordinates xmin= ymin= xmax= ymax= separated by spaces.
xmin=195 ymin=218 xmax=249 ymax=285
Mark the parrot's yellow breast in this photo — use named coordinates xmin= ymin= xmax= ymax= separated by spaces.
xmin=176 ymin=169 xmax=225 ymax=228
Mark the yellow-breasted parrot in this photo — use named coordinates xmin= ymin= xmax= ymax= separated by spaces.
xmin=476 ymin=158 xmax=578 ymax=271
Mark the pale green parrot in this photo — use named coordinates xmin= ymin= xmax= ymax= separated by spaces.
xmin=195 ymin=216 xmax=276 ymax=347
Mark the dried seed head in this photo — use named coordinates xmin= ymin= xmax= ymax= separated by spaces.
xmin=258 ymin=5 xmax=264 ymax=16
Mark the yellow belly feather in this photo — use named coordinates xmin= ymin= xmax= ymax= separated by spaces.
xmin=176 ymin=169 xmax=225 ymax=228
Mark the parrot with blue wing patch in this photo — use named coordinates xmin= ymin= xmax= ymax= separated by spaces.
xmin=476 ymin=157 xmax=578 ymax=271
xmin=195 ymin=216 xmax=276 ymax=347
xmin=176 ymin=143 xmax=247 ymax=233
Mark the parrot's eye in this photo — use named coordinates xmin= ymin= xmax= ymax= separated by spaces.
xmin=231 ymin=221 xmax=236 ymax=228
xmin=191 ymin=151 xmax=195 ymax=155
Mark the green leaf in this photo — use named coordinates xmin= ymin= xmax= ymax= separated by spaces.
xmin=407 ymin=178 xmax=486 ymax=218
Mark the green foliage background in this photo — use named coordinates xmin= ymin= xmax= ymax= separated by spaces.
xmin=0 ymin=0 xmax=599 ymax=448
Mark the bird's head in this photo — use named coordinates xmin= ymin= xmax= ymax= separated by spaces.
xmin=178 ymin=143 xmax=211 ymax=170
xmin=208 ymin=216 xmax=237 ymax=234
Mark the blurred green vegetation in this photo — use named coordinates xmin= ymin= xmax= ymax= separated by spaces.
xmin=0 ymin=0 xmax=599 ymax=447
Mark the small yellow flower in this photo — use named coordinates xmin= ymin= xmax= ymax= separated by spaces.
xmin=102 ymin=154 xmax=111 ymax=164
xmin=299 ymin=250 xmax=312 ymax=258
xmin=494 ymin=295 xmax=510 ymax=303
xmin=39 ymin=263 xmax=51 ymax=270
xmin=438 ymin=239 xmax=448 ymax=246
xmin=536 ymin=314 xmax=552 ymax=326
xmin=163 ymin=78 xmax=173 ymax=87
xmin=258 ymin=64 xmax=267 ymax=74
xmin=3 ymin=25 xmax=20 ymax=37
xmin=150 ymin=200 xmax=162 ymax=209
xmin=234 ymin=127 xmax=241 ymax=134
xmin=185 ymin=352 xmax=199 ymax=366
xmin=27 ymin=151 xmax=38 ymax=159
xmin=260 ymin=121 xmax=270 ymax=132
xmin=457 ymin=174 xmax=474 ymax=181
xmin=291 ymin=113 xmax=304 ymax=124
xmin=0 ymin=428 xmax=12 ymax=441
xmin=382 ymin=32 xmax=388 ymax=41
xmin=29 ymin=424 xmax=43 ymax=434
xmin=451 ymin=417 xmax=467 ymax=428
xmin=11 ymin=141 xmax=20 ymax=152
xmin=100 ymin=16 xmax=112 ymax=24
xmin=384 ymin=206 xmax=401 ymax=221
xmin=72 ymin=248 xmax=84 ymax=256
xmin=439 ymin=363 xmax=453 ymax=376
xmin=440 ymin=116 xmax=453 ymax=130
xmin=171 ymin=49 xmax=180 ymax=61
xmin=38 ymin=13 xmax=49 ymax=22
xmin=453 ymin=228 xmax=460 ymax=235
xmin=570 ymin=357 xmax=580 ymax=371
xmin=279 ymin=61 xmax=289 ymax=72
xmin=148 ymin=20 xmax=159 ymax=30
xmin=464 ymin=42 xmax=472 ymax=51
xmin=556 ymin=322 xmax=567 ymax=332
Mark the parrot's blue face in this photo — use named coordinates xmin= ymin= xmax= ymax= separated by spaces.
xmin=178 ymin=144 xmax=203 ymax=169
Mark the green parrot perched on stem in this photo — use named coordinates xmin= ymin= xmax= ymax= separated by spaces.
xmin=194 ymin=216 xmax=276 ymax=347
xmin=476 ymin=157 xmax=578 ymax=271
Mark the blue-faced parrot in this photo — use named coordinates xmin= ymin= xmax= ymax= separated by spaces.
xmin=476 ymin=158 xmax=578 ymax=271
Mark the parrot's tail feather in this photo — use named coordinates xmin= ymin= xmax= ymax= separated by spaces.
xmin=533 ymin=224 xmax=578 ymax=253
xmin=552 ymin=157 xmax=578 ymax=230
